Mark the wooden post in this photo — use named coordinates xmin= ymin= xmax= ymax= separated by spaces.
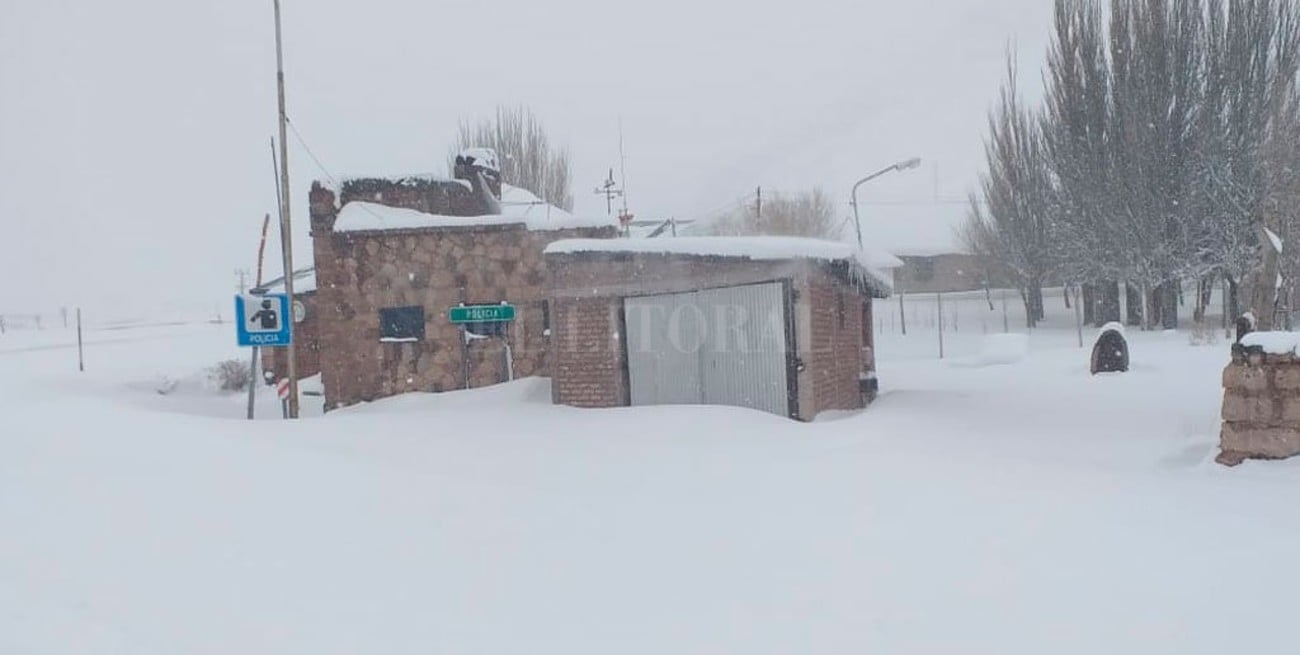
xmin=247 ymin=213 xmax=272 ymax=421
xmin=76 ymin=308 xmax=84 ymax=372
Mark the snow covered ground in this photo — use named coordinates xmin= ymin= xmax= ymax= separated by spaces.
xmin=3 ymin=295 xmax=1299 ymax=654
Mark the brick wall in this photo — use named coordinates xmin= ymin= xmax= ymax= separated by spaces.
xmin=310 ymin=185 xmax=615 ymax=410
xmin=549 ymin=296 xmax=627 ymax=408
xmin=802 ymin=267 xmax=870 ymax=417
xmin=1219 ymin=345 xmax=1300 ymax=464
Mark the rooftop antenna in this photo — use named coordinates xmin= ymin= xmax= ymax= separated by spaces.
xmin=594 ymin=168 xmax=624 ymax=217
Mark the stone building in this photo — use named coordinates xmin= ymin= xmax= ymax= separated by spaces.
xmin=308 ymin=165 xmax=617 ymax=411
xmin=892 ymin=250 xmax=1008 ymax=294
xmin=250 ymin=267 xmax=320 ymax=382
xmin=543 ymin=238 xmax=895 ymax=421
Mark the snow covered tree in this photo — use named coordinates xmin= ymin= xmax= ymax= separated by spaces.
xmin=964 ymin=60 xmax=1060 ymax=328
xmin=707 ymin=188 xmax=840 ymax=239
xmin=970 ymin=0 xmax=1300 ymax=330
xmin=1193 ymin=0 xmax=1300 ymax=327
xmin=1042 ymin=0 xmax=1122 ymax=325
xmin=453 ymin=105 xmax=574 ymax=211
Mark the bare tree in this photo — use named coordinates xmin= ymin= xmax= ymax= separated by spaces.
xmin=452 ymin=105 xmax=574 ymax=210
xmin=707 ymin=188 xmax=840 ymax=239
xmin=964 ymin=59 xmax=1060 ymax=327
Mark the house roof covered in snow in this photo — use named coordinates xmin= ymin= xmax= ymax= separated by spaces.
xmin=332 ymin=185 xmax=617 ymax=234
xmin=251 ymin=267 xmax=316 ymax=295
xmin=544 ymin=236 xmax=900 ymax=295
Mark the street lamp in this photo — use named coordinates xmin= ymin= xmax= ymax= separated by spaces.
xmin=850 ymin=157 xmax=922 ymax=249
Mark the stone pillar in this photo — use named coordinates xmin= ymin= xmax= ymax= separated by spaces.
xmin=1218 ymin=344 xmax=1300 ymax=465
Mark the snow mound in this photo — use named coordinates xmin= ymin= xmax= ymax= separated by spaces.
xmin=950 ymin=333 xmax=1030 ymax=368
xmin=1240 ymin=331 xmax=1300 ymax=355
xmin=457 ymin=147 xmax=500 ymax=172
xmin=1099 ymin=321 xmax=1126 ymax=337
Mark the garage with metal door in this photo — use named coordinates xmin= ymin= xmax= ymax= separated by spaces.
xmin=624 ymin=281 xmax=795 ymax=417
xmin=543 ymin=237 xmax=898 ymax=421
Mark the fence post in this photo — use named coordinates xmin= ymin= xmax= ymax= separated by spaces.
xmin=937 ymin=292 xmax=945 ymax=359
xmin=899 ymin=293 xmax=908 ymax=335
xmin=76 ymin=309 xmax=84 ymax=372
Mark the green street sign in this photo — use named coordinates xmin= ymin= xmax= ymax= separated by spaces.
xmin=449 ymin=304 xmax=516 ymax=324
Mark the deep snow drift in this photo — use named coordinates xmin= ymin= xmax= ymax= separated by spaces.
xmin=3 ymin=297 xmax=1299 ymax=655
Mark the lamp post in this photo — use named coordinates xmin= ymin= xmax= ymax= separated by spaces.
xmin=850 ymin=157 xmax=922 ymax=249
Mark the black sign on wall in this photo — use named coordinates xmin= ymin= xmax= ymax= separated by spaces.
xmin=379 ymin=306 xmax=426 ymax=341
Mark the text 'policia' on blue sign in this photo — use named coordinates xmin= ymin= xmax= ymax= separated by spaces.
xmin=235 ymin=294 xmax=293 ymax=347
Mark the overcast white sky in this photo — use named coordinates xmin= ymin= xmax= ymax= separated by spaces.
xmin=0 ymin=0 xmax=1051 ymax=321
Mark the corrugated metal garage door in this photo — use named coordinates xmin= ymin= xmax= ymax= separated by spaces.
xmin=624 ymin=281 xmax=791 ymax=417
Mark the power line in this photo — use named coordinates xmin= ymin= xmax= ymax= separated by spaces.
xmin=285 ymin=116 xmax=340 ymax=187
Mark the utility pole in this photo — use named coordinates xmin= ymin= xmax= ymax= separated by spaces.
xmin=273 ymin=0 xmax=300 ymax=419
xmin=235 ymin=269 xmax=249 ymax=294
xmin=755 ymin=186 xmax=763 ymax=231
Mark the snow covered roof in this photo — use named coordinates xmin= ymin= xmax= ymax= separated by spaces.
xmin=545 ymin=236 xmax=900 ymax=294
xmin=333 ymin=185 xmax=617 ymax=234
xmin=251 ymin=267 xmax=316 ymax=295
xmin=457 ymin=148 xmax=500 ymax=173
xmin=1240 ymin=331 xmax=1300 ymax=355
xmin=318 ymin=173 xmax=469 ymax=198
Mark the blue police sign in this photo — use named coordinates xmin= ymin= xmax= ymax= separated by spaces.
xmin=235 ymin=294 xmax=293 ymax=347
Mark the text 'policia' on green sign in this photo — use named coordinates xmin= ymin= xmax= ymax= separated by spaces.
xmin=449 ymin=304 xmax=516 ymax=324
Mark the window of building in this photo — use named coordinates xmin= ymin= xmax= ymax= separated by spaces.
xmin=911 ymin=257 xmax=936 ymax=283
xmin=379 ymin=306 xmax=425 ymax=342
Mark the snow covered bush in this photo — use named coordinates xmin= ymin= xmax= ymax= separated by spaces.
xmin=1188 ymin=319 xmax=1220 ymax=347
xmin=154 ymin=376 xmax=179 ymax=396
xmin=207 ymin=359 xmax=251 ymax=392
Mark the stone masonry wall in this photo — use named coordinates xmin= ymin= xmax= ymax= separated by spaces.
xmin=310 ymin=184 xmax=615 ymax=410
xmin=1219 ymin=345 xmax=1300 ymax=464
